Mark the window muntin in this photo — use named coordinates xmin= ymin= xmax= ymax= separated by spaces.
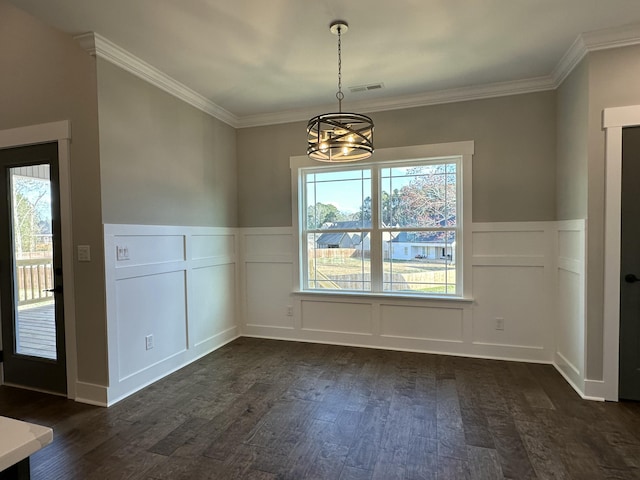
xmin=299 ymin=155 xmax=464 ymax=297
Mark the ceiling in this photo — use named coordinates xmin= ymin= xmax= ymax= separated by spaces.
xmin=10 ymin=0 xmax=640 ymax=126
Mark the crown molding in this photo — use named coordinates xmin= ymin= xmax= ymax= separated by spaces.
xmin=551 ymin=35 xmax=588 ymax=88
xmin=552 ymin=22 xmax=640 ymax=87
xmin=243 ymin=22 xmax=640 ymax=128
xmin=237 ymin=76 xmax=556 ymax=128
xmin=582 ymin=21 xmax=640 ymax=51
xmin=76 ymin=22 xmax=640 ymax=130
xmin=74 ymin=32 xmax=239 ymax=127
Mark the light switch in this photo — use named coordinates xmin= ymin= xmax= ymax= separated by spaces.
xmin=116 ymin=245 xmax=130 ymax=261
xmin=78 ymin=245 xmax=91 ymax=262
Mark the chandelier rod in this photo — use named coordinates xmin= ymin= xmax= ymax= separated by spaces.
xmin=336 ymin=24 xmax=344 ymax=113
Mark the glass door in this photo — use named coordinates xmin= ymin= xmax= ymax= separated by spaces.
xmin=0 ymin=142 xmax=66 ymax=394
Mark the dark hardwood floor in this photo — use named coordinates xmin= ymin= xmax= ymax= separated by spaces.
xmin=2 ymin=337 xmax=640 ymax=479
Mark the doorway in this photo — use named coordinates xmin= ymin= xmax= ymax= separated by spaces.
xmin=620 ymin=126 xmax=640 ymax=401
xmin=0 ymin=142 xmax=66 ymax=394
xmin=603 ymin=105 xmax=640 ymax=401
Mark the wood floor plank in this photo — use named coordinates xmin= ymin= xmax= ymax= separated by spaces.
xmin=435 ymin=377 xmax=467 ymax=461
xmin=343 ymin=399 xmax=390 ymax=471
xmin=1 ymin=337 xmax=639 ymax=480
xmin=302 ymin=442 xmax=349 ymax=480
xmin=282 ymin=418 xmax=331 ymax=479
xmin=339 ymin=465 xmax=373 ymax=480
xmin=322 ymin=409 xmax=363 ymax=447
xmin=513 ymin=418 xmax=571 ymax=479
xmin=465 ymin=445 xmax=503 ymax=480
xmin=370 ymin=447 xmax=406 ymax=479
xmin=405 ymin=435 xmax=437 ymax=480
xmin=436 ymin=455 xmax=468 ymax=480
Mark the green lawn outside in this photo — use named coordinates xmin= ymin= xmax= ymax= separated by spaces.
xmin=309 ymin=256 xmax=456 ymax=292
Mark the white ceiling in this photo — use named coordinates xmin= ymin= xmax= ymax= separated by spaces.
xmin=10 ymin=0 xmax=640 ymax=125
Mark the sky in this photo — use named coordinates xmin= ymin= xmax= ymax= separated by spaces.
xmin=306 ymin=167 xmax=435 ymax=214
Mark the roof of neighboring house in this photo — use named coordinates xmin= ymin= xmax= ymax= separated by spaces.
xmin=317 ymin=232 xmax=348 ymax=246
xmin=320 ymin=221 xmax=371 ymax=229
xmin=316 ymin=221 xmax=371 ymax=246
xmin=317 ymin=232 xmax=370 ymax=245
xmin=391 ymin=231 xmax=452 ymax=243
xmin=315 ymin=222 xmax=452 ymax=245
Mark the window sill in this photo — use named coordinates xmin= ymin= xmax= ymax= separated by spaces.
xmin=292 ymin=290 xmax=474 ymax=304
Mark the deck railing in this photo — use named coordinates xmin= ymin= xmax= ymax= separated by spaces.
xmin=16 ymin=258 xmax=54 ymax=306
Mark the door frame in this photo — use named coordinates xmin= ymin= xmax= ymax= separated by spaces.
xmin=0 ymin=121 xmax=77 ymax=399
xmin=602 ymin=105 xmax=640 ymax=401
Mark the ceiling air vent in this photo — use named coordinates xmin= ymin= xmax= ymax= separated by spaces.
xmin=349 ymin=83 xmax=384 ymax=93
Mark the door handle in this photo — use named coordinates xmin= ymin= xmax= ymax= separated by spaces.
xmin=43 ymin=286 xmax=63 ymax=294
xmin=624 ymin=274 xmax=640 ymax=283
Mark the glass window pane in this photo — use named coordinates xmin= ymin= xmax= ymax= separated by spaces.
xmin=380 ymin=163 xmax=457 ymax=229
xmin=302 ymin=157 xmax=462 ymax=297
xmin=307 ymin=233 xmax=371 ymax=291
xmin=383 ymin=231 xmax=456 ymax=294
xmin=10 ymin=168 xmax=57 ymax=359
xmin=305 ymin=169 xmax=371 ymax=229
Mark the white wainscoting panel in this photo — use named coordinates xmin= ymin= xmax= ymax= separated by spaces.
xmin=554 ymin=220 xmax=588 ymax=398
xmin=380 ymin=305 xmax=463 ymax=342
xmin=115 ymin=271 xmax=188 ymax=380
xmin=242 ymin=228 xmax=296 ymax=334
xmin=473 ymin=230 xmax=546 ymax=257
xmin=471 ymin=266 xmax=545 ymax=348
xmin=113 ymin=235 xmax=185 ymax=268
xmin=190 ymin=263 xmax=236 ymax=347
xmin=245 ymin=262 xmax=295 ymax=329
xmin=470 ymin=223 xmax=554 ymax=362
xmin=102 ymin=224 xmax=239 ymax=406
xmin=192 ymin=234 xmax=235 ymax=260
xmin=94 ymin=221 xmax=589 ymax=405
xmin=301 ymin=300 xmax=373 ymax=335
xmin=240 ymin=223 xmax=561 ymax=363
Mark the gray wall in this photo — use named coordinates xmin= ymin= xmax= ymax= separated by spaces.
xmin=585 ymin=45 xmax=640 ymax=380
xmin=237 ymin=91 xmax=557 ymax=227
xmin=97 ymin=59 xmax=238 ymax=227
xmin=556 ymin=59 xmax=589 ymax=220
xmin=0 ymin=0 xmax=107 ymax=385
xmin=237 ymin=121 xmax=306 ymax=227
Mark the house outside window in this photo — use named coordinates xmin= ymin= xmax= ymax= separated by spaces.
xmin=291 ymin=142 xmax=473 ymax=298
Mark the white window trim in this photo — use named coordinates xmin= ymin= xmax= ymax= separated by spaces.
xmin=290 ymin=141 xmax=474 ymax=301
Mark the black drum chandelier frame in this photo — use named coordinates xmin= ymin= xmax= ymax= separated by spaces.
xmin=307 ymin=21 xmax=374 ymax=163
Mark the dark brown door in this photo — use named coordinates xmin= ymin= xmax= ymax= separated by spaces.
xmin=620 ymin=126 xmax=640 ymax=401
xmin=0 ymin=142 xmax=66 ymax=394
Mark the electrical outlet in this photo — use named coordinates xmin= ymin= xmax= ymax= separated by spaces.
xmin=286 ymin=305 xmax=293 ymax=316
xmin=495 ymin=317 xmax=505 ymax=331
xmin=77 ymin=245 xmax=91 ymax=262
xmin=116 ymin=245 xmax=130 ymax=261
xmin=145 ymin=334 xmax=154 ymax=350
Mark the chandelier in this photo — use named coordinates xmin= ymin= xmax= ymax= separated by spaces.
xmin=307 ymin=21 xmax=374 ymax=162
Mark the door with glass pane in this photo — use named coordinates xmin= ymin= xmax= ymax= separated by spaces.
xmin=0 ymin=142 xmax=66 ymax=394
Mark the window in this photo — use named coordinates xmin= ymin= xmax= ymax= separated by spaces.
xmin=292 ymin=142 xmax=473 ymax=298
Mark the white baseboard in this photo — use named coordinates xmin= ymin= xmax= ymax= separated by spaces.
xmin=243 ymin=332 xmax=553 ymax=366
xmin=552 ymin=355 xmax=587 ymax=400
xmin=584 ymin=379 xmax=607 ymax=401
xmin=75 ymin=381 xmax=109 ymax=406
